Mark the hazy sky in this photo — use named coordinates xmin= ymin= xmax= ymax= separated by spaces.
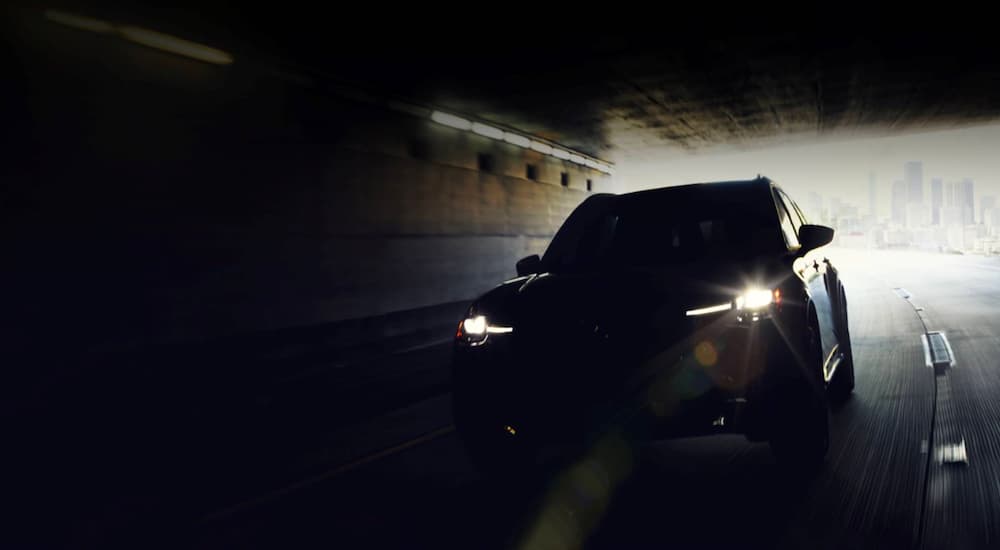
xmin=617 ymin=124 xmax=1000 ymax=218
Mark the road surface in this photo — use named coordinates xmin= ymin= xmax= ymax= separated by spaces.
xmin=153 ymin=250 xmax=1000 ymax=548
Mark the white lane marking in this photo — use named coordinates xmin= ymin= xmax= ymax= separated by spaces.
xmin=205 ymin=425 xmax=456 ymax=521
xmin=936 ymin=439 xmax=969 ymax=465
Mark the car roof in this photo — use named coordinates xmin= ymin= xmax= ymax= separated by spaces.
xmin=617 ymin=176 xmax=776 ymax=201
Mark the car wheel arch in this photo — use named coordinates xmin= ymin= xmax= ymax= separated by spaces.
xmin=804 ymin=301 xmax=826 ymax=378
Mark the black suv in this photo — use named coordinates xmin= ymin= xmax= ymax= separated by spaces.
xmin=452 ymin=177 xmax=854 ymax=473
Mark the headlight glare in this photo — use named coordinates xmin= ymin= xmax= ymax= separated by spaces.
xmin=735 ymin=288 xmax=774 ymax=310
xmin=463 ymin=315 xmax=487 ymax=335
xmin=456 ymin=314 xmax=513 ymax=345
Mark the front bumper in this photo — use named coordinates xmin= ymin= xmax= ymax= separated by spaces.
xmin=452 ymin=312 xmax=801 ymax=461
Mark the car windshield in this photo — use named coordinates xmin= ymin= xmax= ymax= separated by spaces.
xmin=543 ymin=185 xmax=785 ymax=272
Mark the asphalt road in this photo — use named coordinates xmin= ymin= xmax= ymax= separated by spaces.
xmin=187 ymin=249 xmax=1000 ymax=549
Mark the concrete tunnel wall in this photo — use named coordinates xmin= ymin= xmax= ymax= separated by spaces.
xmin=5 ymin=18 xmax=612 ymax=355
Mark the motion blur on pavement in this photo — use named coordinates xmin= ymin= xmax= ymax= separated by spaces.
xmin=6 ymin=3 xmax=1000 ymax=549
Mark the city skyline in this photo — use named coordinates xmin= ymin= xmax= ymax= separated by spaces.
xmin=619 ymin=123 xmax=1000 ymax=217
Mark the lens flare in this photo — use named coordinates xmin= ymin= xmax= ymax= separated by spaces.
xmin=694 ymin=340 xmax=718 ymax=367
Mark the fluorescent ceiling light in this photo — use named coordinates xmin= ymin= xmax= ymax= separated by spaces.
xmin=118 ymin=26 xmax=233 ymax=65
xmin=471 ymin=122 xmax=505 ymax=140
xmin=530 ymin=141 xmax=554 ymax=155
xmin=45 ymin=10 xmax=114 ymax=33
xmin=431 ymin=111 xmax=472 ymax=131
xmin=552 ymin=149 xmax=572 ymax=160
xmin=568 ymin=154 xmax=587 ymax=164
xmin=504 ymin=133 xmax=531 ymax=148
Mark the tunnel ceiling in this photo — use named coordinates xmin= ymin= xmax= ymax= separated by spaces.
xmin=43 ymin=4 xmax=1000 ymax=161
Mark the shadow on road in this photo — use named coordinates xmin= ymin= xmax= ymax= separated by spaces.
xmin=197 ymin=434 xmax=814 ymax=550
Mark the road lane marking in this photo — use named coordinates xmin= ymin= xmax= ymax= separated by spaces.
xmin=936 ymin=439 xmax=968 ymax=465
xmin=205 ymin=424 xmax=456 ymax=521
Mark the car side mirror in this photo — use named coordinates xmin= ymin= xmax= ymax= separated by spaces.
xmin=516 ymin=254 xmax=542 ymax=276
xmin=798 ymin=224 xmax=834 ymax=252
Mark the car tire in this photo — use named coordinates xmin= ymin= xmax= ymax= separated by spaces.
xmin=829 ymin=288 xmax=856 ymax=402
xmin=769 ymin=322 xmax=829 ymax=475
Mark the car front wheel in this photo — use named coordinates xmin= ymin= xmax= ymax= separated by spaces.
xmin=768 ymin=322 xmax=830 ymax=474
xmin=829 ymin=288 xmax=856 ymax=402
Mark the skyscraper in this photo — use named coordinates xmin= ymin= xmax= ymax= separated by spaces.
xmin=957 ymin=178 xmax=975 ymax=225
xmin=930 ymin=178 xmax=943 ymax=225
xmin=891 ymin=180 xmax=906 ymax=226
xmin=868 ymin=172 xmax=877 ymax=218
xmin=904 ymin=161 xmax=923 ymax=206
xmin=806 ymin=191 xmax=823 ymax=222
xmin=980 ymin=195 xmax=996 ymax=224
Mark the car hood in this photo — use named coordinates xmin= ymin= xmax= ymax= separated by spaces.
xmin=474 ymin=257 xmax=785 ymax=359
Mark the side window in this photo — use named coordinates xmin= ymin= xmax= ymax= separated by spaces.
xmin=772 ymin=189 xmax=800 ymax=249
xmin=778 ymin=190 xmax=804 ymax=233
xmin=791 ymin=199 xmax=810 ymax=225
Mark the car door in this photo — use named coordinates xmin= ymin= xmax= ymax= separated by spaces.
xmin=774 ymin=187 xmax=838 ymax=380
xmin=788 ymin=194 xmax=845 ymax=330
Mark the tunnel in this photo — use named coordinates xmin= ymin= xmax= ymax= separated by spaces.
xmin=6 ymin=3 xmax=1000 ymax=549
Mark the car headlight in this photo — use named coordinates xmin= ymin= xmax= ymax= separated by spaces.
xmin=686 ymin=288 xmax=783 ymax=318
xmin=455 ymin=314 xmax=513 ymax=345
xmin=735 ymin=288 xmax=776 ymax=310
xmin=732 ymin=287 xmax=782 ymax=323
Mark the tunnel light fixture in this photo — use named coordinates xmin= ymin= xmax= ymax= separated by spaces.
xmin=529 ymin=141 xmax=554 ymax=155
xmin=428 ymin=111 xmax=613 ymax=174
xmin=44 ymin=10 xmax=232 ymax=65
xmin=431 ymin=111 xmax=473 ymax=131
xmin=45 ymin=10 xmax=114 ymax=33
xmin=503 ymin=133 xmax=531 ymax=148
xmin=119 ymin=26 xmax=233 ymax=65
xmin=471 ymin=122 xmax=505 ymax=140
